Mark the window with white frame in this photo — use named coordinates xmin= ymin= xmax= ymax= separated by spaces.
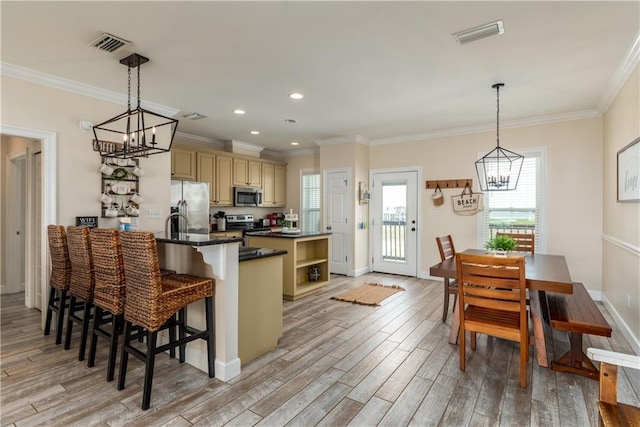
xmin=301 ymin=171 xmax=321 ymax=234
xmin=478 ymin=148 xmax=546 ymax=252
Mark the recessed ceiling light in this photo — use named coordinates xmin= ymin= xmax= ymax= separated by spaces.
xmin=453 ymin=19 xmax=504 ymax=44
xmin=291 ymin=142 xmax=299 ymax=146
xmin=285 ymin=119 xmax=297 ymax=124
xmin=250 ymin=130 xmax=260 ymax=135
xmin=289 ymin=93 xmax=304 ymax=100
xmin=233 ymin=109 xmax=246 ymax=115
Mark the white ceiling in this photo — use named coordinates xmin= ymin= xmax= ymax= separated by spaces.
xmin=1 ymin=1 xmax=638 ymax=153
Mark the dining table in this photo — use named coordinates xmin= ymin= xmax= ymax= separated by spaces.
xmin=429 ymin=248 xmax=573 ymax=368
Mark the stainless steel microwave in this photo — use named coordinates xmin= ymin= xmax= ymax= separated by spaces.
xmin=234 ymin=187 xmax=263 ymax=207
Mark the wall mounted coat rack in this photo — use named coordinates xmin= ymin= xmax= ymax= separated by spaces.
xmin=425 ymin=179 xmax=473 ymax=189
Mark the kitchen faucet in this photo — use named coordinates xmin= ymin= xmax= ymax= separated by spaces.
xmin=165 ymin=212 xmax=189 ymax=238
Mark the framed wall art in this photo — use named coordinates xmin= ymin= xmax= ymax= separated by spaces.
xmin=617 ymin=137 xmax=640 ymax=202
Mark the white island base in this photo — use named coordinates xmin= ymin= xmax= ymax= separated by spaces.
xmin=157 ymin=239 xmax=241 ymax=382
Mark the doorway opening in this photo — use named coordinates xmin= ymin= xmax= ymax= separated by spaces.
xmin=0 ymin=125 xmax=57 ymax=327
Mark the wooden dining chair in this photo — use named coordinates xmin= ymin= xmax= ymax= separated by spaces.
xmin=586 ymin=348 xmax=640 ymax=426
xmin=456 ymin=253 xmax=529 ymax=388
xmin=436 ymin=235 xmax=457 ymax=322
xmin=496 ymin=232 xmax=535 ymax=254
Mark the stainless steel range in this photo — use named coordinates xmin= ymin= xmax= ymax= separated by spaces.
xmin=225 ymin=214 xmax=272 ymax=245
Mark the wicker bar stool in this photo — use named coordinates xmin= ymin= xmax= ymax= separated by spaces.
xmin=44 ymin=225 xmax=72 ymax=344
xmin=64 ymin=226 xmax=95 ymax=361
xmin=88 ymin=229 xmax=179 ymax=381
xmin=117 ymin=231 xmax=215 ymax=410
xmin=86 ymin=228 xmax=127 ymax=381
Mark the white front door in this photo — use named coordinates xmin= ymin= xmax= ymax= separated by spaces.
xmin=371 ymin=171 xmax=418 ymax=276
xmin=325 ymin=169 xmax=350 ymax=275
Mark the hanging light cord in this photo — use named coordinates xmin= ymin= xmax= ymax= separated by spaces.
xmin=495 ymin=84 xmax=500 ymax=148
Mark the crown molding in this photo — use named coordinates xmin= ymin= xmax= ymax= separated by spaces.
xmin=368 ymin=109 xmax=601 ymax=146
xmin=315 ymin=134 xmax=368 ymax=146
xmin=598 ymin=31 xmax=640 ymax=113
xmin=1 ymin=61 xmax=180 ymax=118
xmin=283 ymin=147 xmax=319 ymax=158
xmin=173 ymin=131 xmax=226 ymax=149
xmin=226 ymin=139 xmax=265 ymax=153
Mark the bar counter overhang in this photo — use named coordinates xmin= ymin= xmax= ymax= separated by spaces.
xmin=155 ymin=233 xmax=242 ymax=382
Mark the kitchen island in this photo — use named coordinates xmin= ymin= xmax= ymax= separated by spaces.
xmin=247 ymin=232 xmax=331 ymax=300
xmin=155 ymin=233 xmax=242 ymax=381
xmin=238 ymin=247 xmax=286 ymax=364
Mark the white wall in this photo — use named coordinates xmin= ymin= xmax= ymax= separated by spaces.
xmin=1 ymin=75 xmax=171 ymax=231
xmin=602 ymin=64 xmax=640 ymax=350
xmin=369 ymin=117 xmax=604 ymax=291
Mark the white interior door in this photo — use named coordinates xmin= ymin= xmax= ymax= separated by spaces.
xmin=33 ymin=151 xmax=42 ymax=310
xmin=371 ymin=171 xmax=418 ymax=276
xmin=325 ymin=169 xmax=350 ymax=275
xmin=4 ymin=154 xmax=26 ymax=294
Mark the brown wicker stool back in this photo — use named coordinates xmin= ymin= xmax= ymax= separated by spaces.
xmin=118 ymin=231 xmax=215 ymax=410
xmin=44 ymin=225 xmax=72 ymax=344
xmin=87 ymin=228 xmax=126 ymax=381
xmin=64 ymin=226 xmax=95 ymax=361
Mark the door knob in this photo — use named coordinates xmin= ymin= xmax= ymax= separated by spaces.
xmin=327 ymin=226 xmax=332 ymax=230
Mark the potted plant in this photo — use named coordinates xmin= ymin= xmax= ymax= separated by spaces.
xmin=485 ymin=235 xmax=516 ymax=253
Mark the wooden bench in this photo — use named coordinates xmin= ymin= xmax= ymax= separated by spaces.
xmin=547 ymin=282 xmax=612 ymax=380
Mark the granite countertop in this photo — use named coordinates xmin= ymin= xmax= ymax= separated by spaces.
xmin=245 ymin=231 xmax=331 ymax=239
xmin=155 ymin=232 xmax=242 ymax=246
xmin=239 ymin=246 xmax=287 ymax=262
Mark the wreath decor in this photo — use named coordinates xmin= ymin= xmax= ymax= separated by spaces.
xmin=111 ymin=168 xmax=128 ymax=180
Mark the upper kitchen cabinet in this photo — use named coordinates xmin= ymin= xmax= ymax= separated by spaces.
xmin=171 ymin=147 xmax=197 ymax=181
xmin=262 ymin=163 xmax=286 ymax=207
xmin=197 ymin=153 xmax=234 ymax=206
xmin=233 ymin=158 xmax=262 ymax=187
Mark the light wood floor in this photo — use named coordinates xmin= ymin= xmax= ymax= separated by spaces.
xmin=2 ymin=273 xmax=639 ymax=426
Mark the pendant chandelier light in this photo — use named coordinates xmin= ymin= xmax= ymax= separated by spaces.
xmin=475 ymin=83 xmax=523 ymax=191
xmin=92 ymin=53 xmax=178 ymax=159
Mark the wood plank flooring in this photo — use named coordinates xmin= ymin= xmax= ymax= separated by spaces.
xmin=2 ymin=273 xmax=639 ymax=426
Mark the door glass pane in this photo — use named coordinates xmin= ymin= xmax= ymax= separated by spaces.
xmin=382 ymin=181 xmax=407 ymax=262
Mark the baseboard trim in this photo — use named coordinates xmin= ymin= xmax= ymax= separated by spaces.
xmin=588 ymin=290 xmax=602 ymax=302
xmin=602 ymin=294 xmax=640 ymax=356
xmin=354 ymin=266 xmax=371 ymax=277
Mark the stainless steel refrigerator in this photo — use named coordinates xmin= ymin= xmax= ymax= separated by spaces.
xmin=170 ymin=180 xmax=210 ymax=236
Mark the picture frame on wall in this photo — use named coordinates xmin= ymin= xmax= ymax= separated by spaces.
xmin=617 ymin=137 xmax=640 ymax=202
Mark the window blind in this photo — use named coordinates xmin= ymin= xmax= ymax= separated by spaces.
xmin=480 ymin=149 xmax=544 ymax=251
xmin=301 ymin=172 xmax=321 ymax=234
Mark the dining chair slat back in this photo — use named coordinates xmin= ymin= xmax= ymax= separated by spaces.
xmin=496 ymin=232 xmax=535 ymax=254
xmin=435 ymin=235 xmax=457 ymax=322
xmin=456 ymin=253 xmax=529 ymax=388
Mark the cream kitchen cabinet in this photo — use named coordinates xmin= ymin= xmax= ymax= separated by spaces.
xmin=171 ymin=147 xmax=197 ymax=181
xmin=233 ymin=158 xmax=262 ymax=187
xmin=197 ymin=153 xmax=234 ymax=206
xmin=262 ymin=163 xmax=286 ymax=207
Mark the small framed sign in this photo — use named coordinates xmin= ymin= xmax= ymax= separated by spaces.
xmin=76 ymin=216 xmax=98 ymax=228
xmin=617 ymin=137 xmax=640 ymax=202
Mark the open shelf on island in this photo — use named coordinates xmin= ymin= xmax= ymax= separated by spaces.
xmin=246 ymin=234 xmax=331 ymax=300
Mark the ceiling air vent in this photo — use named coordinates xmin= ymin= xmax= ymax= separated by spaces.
xmin=453 ymin=20 xmax=504 ymax=44
xmin=90 ymin=33 xmax=131 ymax=53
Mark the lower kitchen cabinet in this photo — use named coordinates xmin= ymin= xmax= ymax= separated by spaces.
xmin=239 ymin=254 xmax=283 ymax=365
